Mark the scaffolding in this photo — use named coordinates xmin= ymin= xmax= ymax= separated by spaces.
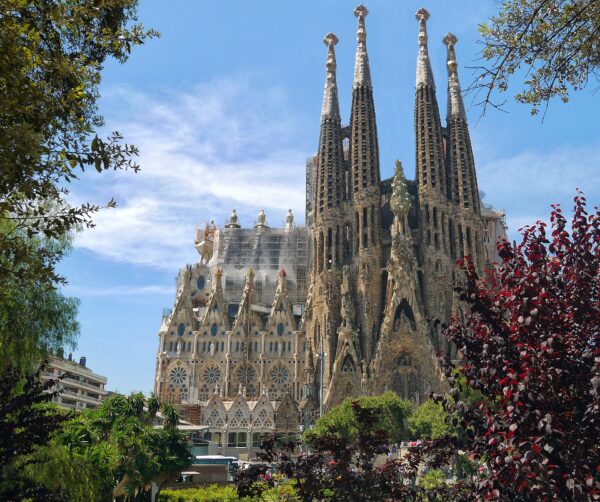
xmin=214 ymin=226 xmax=309 ymax=308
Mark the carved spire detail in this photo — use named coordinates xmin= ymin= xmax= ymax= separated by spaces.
xmin=415 ymin=8 xmax=435 ymax=89
xmin=321 ymin=33 xmax=340 ymax=120
xmin=443 ymin=33 xmax=466 ymax=120
xmin=353 ymin=5 xmax=372 ymax=89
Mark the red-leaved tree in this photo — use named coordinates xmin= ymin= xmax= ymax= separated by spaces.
xmin=442 ymin=193 xmax=599 ymax=500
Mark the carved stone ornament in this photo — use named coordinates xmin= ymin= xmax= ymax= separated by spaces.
xmin=391 ymin=160 xmax=411 ymax=217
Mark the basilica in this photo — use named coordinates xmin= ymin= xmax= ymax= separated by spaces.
xmin=153 ymin=6 xmax=507 ymax=456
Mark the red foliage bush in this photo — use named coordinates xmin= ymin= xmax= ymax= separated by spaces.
xmin=443 ymin=193 xmax=599 ymax=500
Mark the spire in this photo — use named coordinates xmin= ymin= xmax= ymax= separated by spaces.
xmin=414 ymin=7 xmax=446 ymax=196
xmin=315 ymin=32 xmax=345 ymax=216
xmin=415 ymin=8 xmax=434 ymax=89
xmin=444 ymin=33 xmax=481 ymax=214
xmin=349 ymin=4 xmax=380 ymax=197
xmin=353 ymin=5 xmax=371 ymax=88
xmin=443 ymin=33 xmax=466 ymax=120
xmin=321 ymin=33 xmax=340 ymax=120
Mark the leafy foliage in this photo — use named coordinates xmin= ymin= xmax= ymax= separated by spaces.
xmin=437 ymin=193 xmax=600 ymax=499
xmin=473 ymin=0 xmax=600 ymax=114
xmin=0 ymin=222 xmax=79 ymax=374
xmin=308 ymin=392 xmax=412 ymax=444
xmin=158 ymin=483 xmax=296 ymax=501
xmin=0 ymin=0 xmax=157 ymax=290
xmin=408 ymin=400 xmax=452 ymax=440
xmin=0 ymin=365 xmax=70 ymax=501
xmin=29 ymin=392 xmax=192 ymax=501
xmin=237 ymin=401 xmax=463 ymax=502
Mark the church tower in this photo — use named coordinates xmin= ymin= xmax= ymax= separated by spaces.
xmin=348 ymin=4 xmax=382 ymax=367
xmin=306 ymin=32 xmax=346 ymax=402
xmin=443 ymin=33 xmax=485 ymax=270
xmin=413 ymin=8 xmax=453 ymax=333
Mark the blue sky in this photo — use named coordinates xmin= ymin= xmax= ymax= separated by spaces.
xmin=59 ymin=0 xmax=599 ymax=394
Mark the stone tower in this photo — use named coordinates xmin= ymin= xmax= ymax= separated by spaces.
xmin=348 ymin=5 xmax=382 ymax=368
xmin=414 ymin=9 xmax=454 ymax=346
xmin=443 ymin=33 xmax=485 ymax=272
xmin=305 ymin=32 xmax=346 ymax=400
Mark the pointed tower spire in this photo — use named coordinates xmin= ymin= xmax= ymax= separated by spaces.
xmin=353 ymin=5 xmax=371 ymax=88
xmin=321 ymin=33 xmax=340 ymax=120
xmin=414 ymin=7 xmax=446 ymax=196
xmin=349 ymin=4 xmax=382 ymax=366
xmin=443 ymin=33 xmax=466 ymax=120
xmin=415 ymin=8 xmax=435 ymax=89
xmin=443 ymin=33 xmax=480 ymax=214
xmin=315 ymin=32 xmax=345 ymax=217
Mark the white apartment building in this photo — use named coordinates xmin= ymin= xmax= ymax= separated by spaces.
xmin=41 ymin=354 xmax=108 ymax=411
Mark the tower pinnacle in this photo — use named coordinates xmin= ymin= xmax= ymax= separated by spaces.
xmin=415 ymin=7 xmax=434 ymax=89
xmin=321 ymin=33 xmax=340 ymax=120
xmin=443 ymin=33 xmax=466 ymax=120
xmin=353 ymin=5 xmax=371 ymax=88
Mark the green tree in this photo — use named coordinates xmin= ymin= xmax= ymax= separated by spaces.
xmin=0 ymin=0 xmax=157 ymax=291
xmin=474 ymin=0 xmax=600 ymax=114
xmin=29 ymin=393 xmax=192 ymax=501
xmin=0 ymin=222 xmax=79 ymax=374
xmin=0 ymin=366 xmax=70 ymax=501
xmin=308 ymin=392 xmax=412 ymax=444
xmin=408 ymin=400 xmax=452 ymax=440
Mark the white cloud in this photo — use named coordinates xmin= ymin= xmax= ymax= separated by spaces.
xmin=477 ymin=142 xmax=600 ymax=239
xmin=72 ymin=79 xmax=310 ymax=270
xmin=66 ymin=284 xmax=174 ymax=297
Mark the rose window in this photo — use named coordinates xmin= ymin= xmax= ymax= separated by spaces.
xmin=271 ymin=366 xmax=289 ymax=384
xmin=169 ymin=367 xmax=187 ymax=384
xmin=203 ymin=367 xmax=221 ymax=384
xmin=236 ymin=366 xmax=256 ymax=383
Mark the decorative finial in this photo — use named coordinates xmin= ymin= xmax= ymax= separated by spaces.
xmin=354 ymin=5 xmax=368 ymax=43
xmin=279 ymin=267 xmax=287 ymax=279
xmin=321 ymin=33 xmax=341 ymax=120
xmin=415 ymin=8 xmax=430 ymax=46
xmin=323 ymin=32 xmax=339 ymax=48
xmin=415 ymin=7 xmax=434 ymax=88
xmin=353 ymin=4 xmax=372 ymax=88
xmin=255 ymin=209 xmax=268 ymax=229
xmin=415 ymin=7 xmax=430 ymax=22
xmin=246 ymin=267 xmax=255 ymax=284
xmin=225 ymin=208 xmax=241 ymax=229
xmin=443 ymin=33 xmax=466 ymax=119
xmin=443 ymin=32 xmax=458 ymax=73
xmin=214 ymin=267 xmax=223 ymax=281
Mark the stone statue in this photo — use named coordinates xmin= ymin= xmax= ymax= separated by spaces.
xmin=209 ymin=341 xmax=215 ymax=356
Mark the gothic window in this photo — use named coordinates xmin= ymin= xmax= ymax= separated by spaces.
xmin=197 ymin=275 xmax=206 ymax=290
xmin=341 ymin=356 xmax=356 ymax=373
xmin=277 ymin=323 xmax=285 ymax=336
xmin=203 ymin=367 xmax=220 ymax=384
xmin=236 ymin=365 xmax=256 ymax=383
xmin=271 ymin=366 xmax=289 ymax=384
xmin=177 ymin=323 xmax=185 ymax=337
xmin=409 ymin=372 xmax=419 ymax=401
xmin=210 ymin=323 xmax=218 ymax=336
xmin=169 ymin=366 xmax=187 ymax=384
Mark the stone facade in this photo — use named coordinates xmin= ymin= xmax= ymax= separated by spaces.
xmin=153 ymin=6 xmax=507 ymax=442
